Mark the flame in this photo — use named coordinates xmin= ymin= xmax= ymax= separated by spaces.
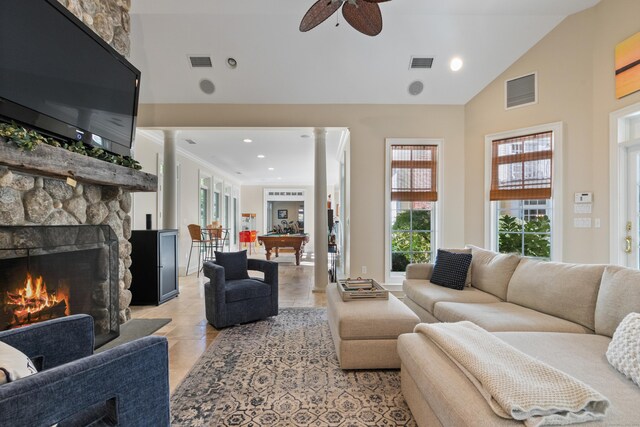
xmin=6 ymin=273 xmax=69 ymax=322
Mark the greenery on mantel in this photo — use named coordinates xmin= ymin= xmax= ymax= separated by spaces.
xmin=0 ymin=121 xmax=142 ymax=170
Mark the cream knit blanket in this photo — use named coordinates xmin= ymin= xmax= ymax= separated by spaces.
xmin=415 ymin=322 xmax=609 ymax=426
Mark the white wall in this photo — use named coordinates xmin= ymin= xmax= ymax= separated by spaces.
xmin=131 ymin=130 xmax=242 ymax=275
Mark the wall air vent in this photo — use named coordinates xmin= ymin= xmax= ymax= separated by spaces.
xmin=409 ymin=56 xmax=434 ymax=69
xmin=505 ymin=72 xmax=537 ymax=109
xmin=188 ymin=56 xmax=212 ymax=68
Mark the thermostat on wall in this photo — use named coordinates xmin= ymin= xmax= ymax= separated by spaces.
xmin=574 ymin=192 xmax=593 ymax=203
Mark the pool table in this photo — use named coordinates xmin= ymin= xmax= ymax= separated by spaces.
xmin=257 ymin=233 xmax=309 ymax=265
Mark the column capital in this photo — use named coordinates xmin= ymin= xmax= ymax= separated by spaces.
xmin=163 ymin=129 xmax=178 ymax=140
xmin=314 ymin=127 xmax=327 ymax=138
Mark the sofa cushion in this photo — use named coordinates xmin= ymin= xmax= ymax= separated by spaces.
xmin=507 ymin=258 xmax=605 ymax=331
xmin=225 ymin=278 xmax=271 ymax=303
xmin=429 ymin=250 xmax=473 ymax=290
xmin=595 ymin=265 xmax=640 ymax=337
xmin=403 ymin=279 xmax=501 ymax=314
xmin=215 ymin=250 xmax=250 ymax=281
xmin=442 ymin=248 xmax=472 ymax=286
xmin=467 ymin=245 xmax=520 ymax=300
xmin=433 ymin=302 xmax=592 ymax=333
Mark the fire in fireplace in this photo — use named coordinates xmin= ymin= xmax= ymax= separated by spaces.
xmin=0 ymin=225 xmax=119 ymax=347
xmin=5 ymin=272 xmax=69 ymax=328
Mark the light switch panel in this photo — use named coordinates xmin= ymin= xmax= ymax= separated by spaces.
xmin=574 ymin=218 xmax=592 ymax=228
xmin=574 ymin=203 xmax=592 ymax=214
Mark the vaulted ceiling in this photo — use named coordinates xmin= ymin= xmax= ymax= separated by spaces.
xmin=129 ymin=0 xmax=599 ymax=185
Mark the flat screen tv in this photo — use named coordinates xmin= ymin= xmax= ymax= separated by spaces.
xmin=0 ymin=0 xmax=140 ymax=157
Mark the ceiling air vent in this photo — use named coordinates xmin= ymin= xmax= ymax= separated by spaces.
xmin=505 ymin=73 xmax=537 ymax=109
xmin=409 ymin=56 xmax=434 ymax=69
xmin=188 ymin=55 xmax=212 ymax=68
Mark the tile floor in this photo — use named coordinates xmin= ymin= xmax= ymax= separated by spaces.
xmin=130 ymin=253 xmax=326 ymax=392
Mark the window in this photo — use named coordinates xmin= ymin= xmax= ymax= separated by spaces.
xmin=198 ymin=177 xmax=210 ymax=227
xmin=486 ymin=124 xmax=562 ymax=260
xmin=386 ymin=142 xmax=440 ymax=279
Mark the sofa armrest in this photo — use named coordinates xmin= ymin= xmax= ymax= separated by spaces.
xmin=203 ymin=261 xmax=226 ymax=303
xmin=248 ymin=258 xmax=279 ymax=315
xmin=406 ymin=263 xmax=434 ymax=280
xmin=0 ymin=336 xmax=170 ymax=427
xmin=248 ymin=258 xmax=278 ymax=285
xmin=0 ymin=314 xmax=94 ymax=370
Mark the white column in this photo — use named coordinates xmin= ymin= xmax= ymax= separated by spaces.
xmin=313 ymin=127 xmax=329 ymax=293
xmin=163 ymin=130 xmax=178 ymax=230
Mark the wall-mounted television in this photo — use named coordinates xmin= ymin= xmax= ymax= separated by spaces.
xmin=0 ymin=0 xmax=140 ymax=157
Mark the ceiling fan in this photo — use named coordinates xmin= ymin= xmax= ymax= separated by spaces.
xmin=299 ymin=0 xmax=391 ymax=37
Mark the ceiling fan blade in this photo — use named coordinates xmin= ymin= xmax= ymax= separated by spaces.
xmin=342 ymin=0 xmax=382 ymax=36
xmin=300 ymin=0 xmax=342 ymax=32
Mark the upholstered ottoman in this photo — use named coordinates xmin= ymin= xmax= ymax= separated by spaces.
xmin=327 ymin=283 xmax=420 ymax=369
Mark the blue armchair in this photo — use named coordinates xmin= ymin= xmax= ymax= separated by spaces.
xmin=0 ymin=314 xmax=170 ymax=427
xmin=203 ymin=258 xmax=278 ymax=329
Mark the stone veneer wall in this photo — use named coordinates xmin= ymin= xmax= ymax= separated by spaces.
xmin=0 ymin=169 xmax=134 ymax=323
xmin=58 ymin=0 xmax=131 ymax=57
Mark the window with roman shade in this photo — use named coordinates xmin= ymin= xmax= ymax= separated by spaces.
xmin=391 ymin=145 xmax=438 ymax=202
xmin=490 ymin=131 xmax=552 ymax=201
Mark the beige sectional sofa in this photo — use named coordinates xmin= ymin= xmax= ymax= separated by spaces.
xmin=398 ymin=246 xmax=640 ymax=426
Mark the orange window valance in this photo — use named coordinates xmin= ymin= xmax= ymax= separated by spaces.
xmin=490 ymin=131 xmax=553 ymax=201
xmin=390 ymin=145 xmax=438 ymax=202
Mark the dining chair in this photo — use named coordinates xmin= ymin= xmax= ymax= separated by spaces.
xmin=186 ymin=224 xmax=213 ymax=277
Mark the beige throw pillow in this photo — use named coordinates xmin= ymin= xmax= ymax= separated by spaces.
xmin=606 ymin=312 xmax=640 ymax=387
xmin=441 ymin=248 xmax=472 ymax=286
xmin=0 ymin=341 xmax=38 ymax=384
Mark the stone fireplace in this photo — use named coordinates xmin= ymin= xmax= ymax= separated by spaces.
xmin=0 ymin=225 xmax=119 ymax=347
xmin=0 ymin=0 xmax=154 ymax=325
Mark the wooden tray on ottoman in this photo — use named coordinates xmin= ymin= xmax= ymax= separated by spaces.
xmin=337 ymin=278 xmax=389 ymax=301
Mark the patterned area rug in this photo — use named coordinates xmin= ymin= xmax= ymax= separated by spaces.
xmin=170 ymin=308 xmax=416 ymax=426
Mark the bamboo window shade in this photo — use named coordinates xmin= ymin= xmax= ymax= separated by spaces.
xmin=390 ymin=145 xmax=438 ymax=202
xmin=490 ymin=131 xmax=553 ymax=201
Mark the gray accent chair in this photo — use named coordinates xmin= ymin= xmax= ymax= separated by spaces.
xmin=203 ymin=258 xmax=278 ymax=329
xmin=0 ymin=314 xmax=170 ymax=427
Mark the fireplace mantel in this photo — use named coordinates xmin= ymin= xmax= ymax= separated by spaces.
xmin=0 ymin=138 xmax=157 ymax=192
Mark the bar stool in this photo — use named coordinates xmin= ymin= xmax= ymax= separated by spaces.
xmin=186 ymin=224 xmax=213 ymax=277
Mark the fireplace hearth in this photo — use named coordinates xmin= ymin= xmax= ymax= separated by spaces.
xmin=0 ymin=225 xmax=119 ymax=347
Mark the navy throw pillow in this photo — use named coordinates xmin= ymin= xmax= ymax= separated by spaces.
xmin=215 ymin=250 xmax=250 ymax=281
xmin=430 ymin=249 xmax=472 ymax=290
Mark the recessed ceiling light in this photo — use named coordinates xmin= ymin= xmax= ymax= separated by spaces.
xmin=227 ymin=57 xmax=237 ymax=69
xmin=277 ymin=177 xmax=282 ymax=180
xmin=268 ymin=167 xmax=274 ymax=171
xmin=243 ymin=138 xmax=252 ymax=143
xmin=450 ymin=57 xmax=463 ymax=72
xmin=257 ymin=154 xmax=265 ymax=158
